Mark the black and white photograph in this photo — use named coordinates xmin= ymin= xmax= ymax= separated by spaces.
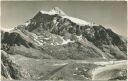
xmin=1 ymin=1 xmax=127 ymax=81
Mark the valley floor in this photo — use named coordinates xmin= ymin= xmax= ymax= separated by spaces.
xmin=4 ymin=54 xmax=127 ymax=80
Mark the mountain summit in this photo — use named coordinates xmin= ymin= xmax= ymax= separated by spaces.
xmin=51 ymin=7 xmax=66 ymax=16
xmin=39 ymin=7 xmax=91 ymax=26
xmin=40 ymin=7 xmax=66 ymax=16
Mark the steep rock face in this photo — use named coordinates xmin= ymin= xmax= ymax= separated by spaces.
xmin=1 ymin=31 xmax=34 ymax=48
xmin=106 ymin=29 xmax=127 ymax=54
xmin=1 ymin=50 xmax=22 ymax=80
xmin=1 ymin=30 xmax=53 ymax=59
xmin=83 ymin=26 xmax=127 ymax=59
xmin=1 ymin=30 xmax=35 ymax=54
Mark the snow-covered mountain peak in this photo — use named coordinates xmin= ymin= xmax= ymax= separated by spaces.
xmin=51 ymin=7 xmax=66 ymax=16
xmin=40 ymin=7 xmax=98 ymax=26
xmin=40 ymin=7 xmax=66 ymax=16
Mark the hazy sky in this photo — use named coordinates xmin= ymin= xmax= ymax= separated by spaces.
xmin=1 ymin=1 xmax=127 ymax=37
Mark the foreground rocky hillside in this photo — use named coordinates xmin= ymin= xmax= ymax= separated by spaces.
xmin=1 ymin=7 xmax=127 ymax=80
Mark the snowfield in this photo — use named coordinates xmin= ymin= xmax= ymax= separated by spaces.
xmin=62 ymin=16 xmax=91 ymax=26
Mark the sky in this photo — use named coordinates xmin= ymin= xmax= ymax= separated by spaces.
xmin=1 ymin=1 xmax=127 ymax=37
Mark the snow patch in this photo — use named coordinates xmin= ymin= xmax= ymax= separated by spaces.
xmin=60 ymin=36 xmax=75 ymax=45
xmin=40 ymin=10 xmax=56 ymax=15
xmin=51 ymin=36 xmax=75 ymax=45
xmin=24 ymin=21 xmax=30 ymax=26
xmin=1 ymin=27 xmax=14 ymax=32
xmin=62 ymin=39 xmax=74 ymax=45
xmin=52 ymin=63 xmax=68 ymax=66
xmin=83 ymin=68 xmax=87 ymax=71
xmin=75 ymin=68 xmax=78 ymax=70
xmin=62 ymin=16 xmax=91 ymax=26
xmin=77 ymin=35 xmax=83 ymax=40
xmin=73 ymin=74 xmax=77 ymax=76
xmin=44 ymin=38 xmax=50 ymax=40
xmin=51 ymin=43 xmax=54 ymax=45
xmin=31 ymin=33 xmax=44 ymax=46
